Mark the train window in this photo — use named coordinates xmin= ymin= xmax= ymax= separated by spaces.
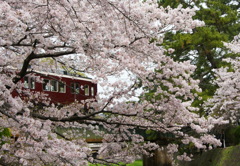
xmin=58 ymin=82 xmax=66 ymax=93
xmin=24 ymin=77 xmax=29 ymax=88
xmin=91 ymin=87 xmax=94 ymax=96
xmin=30 ymin=78 xmax=35 ymax=89
xmin=76 ymin=84 xmax=80 ymax=94
xmin=71 ymin=83 xmax=79 ymax=94
xmin=84 ymin=85 xmax=89 ymax=96
xmin=24 ymin=77 xmax=35 ymax=89
xmin=50 ymin=80 xmax=58 ymax=92
xmin=43 ymin=79 xmax=50 ymax=91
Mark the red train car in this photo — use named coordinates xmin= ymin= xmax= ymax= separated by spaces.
xmin=18 ymin=70 xmax=97 ymax=105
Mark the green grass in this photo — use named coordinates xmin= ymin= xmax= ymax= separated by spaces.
xmin=127 ymin=160 xmax=142 ymax=166
xmin=89 ymin=160 xmax=142 ymax=166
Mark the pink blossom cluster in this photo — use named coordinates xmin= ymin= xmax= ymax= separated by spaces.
xmin=205 ymin=34 xmax=240 ymax=124
xmin=0 ymin=0 xmax=226 ymax=165
xmin=224 ymin=34 xmax=240 ymax=54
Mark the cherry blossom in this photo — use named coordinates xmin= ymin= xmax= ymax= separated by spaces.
xmin=206 ymin=35 xmax=240 ymax=124
xmin=224 ymin=34 xmax=240 ymax=54
xmin=0 ymin=0 xmax=226 ymax=165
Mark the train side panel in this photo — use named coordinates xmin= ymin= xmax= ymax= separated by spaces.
xmin=15 ymin=72 xmax=97 ymax=105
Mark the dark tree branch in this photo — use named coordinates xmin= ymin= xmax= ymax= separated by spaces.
xmin=12 ymin=49 xmax=76 ymax=84
xmin=0 ymin=104 xmax=20 ymax=123
xmin=31 ymin=97 xmax=113 ymax=121
xmin=108 ymin=2 xmax=147 ymax=37
xmin=53 ymin=130 xmax=71 ymax=141
xmin=114 ymin=36 xmax=144 ymax=48
xmin=30 ymin=112 xmax=171 ymax=133
xmin=33 ymin=49 xmax=76 ymax=59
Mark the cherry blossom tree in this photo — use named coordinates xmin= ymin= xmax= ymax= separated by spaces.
xmin=206 ymin=35 xmax=240 ymax=125
xmin=224 ymin=34 xmax=240 ymax=54
xmin=0 ymin=0 xmax=226 ymax=165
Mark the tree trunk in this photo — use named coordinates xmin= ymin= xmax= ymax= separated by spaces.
xmin=143 ymin=149 xmax=172 ymax=166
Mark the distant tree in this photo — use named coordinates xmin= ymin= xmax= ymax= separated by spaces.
xmin=205 ymin=34 xmax=240 ymax=125
xmin=160 ymin=0 xmax=240 ymax=115
xmin=0 ymin=1 xmax=226 ymax=165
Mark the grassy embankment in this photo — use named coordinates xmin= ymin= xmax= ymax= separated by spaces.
xmin=178 ymin=145 xmax=240 ymax=166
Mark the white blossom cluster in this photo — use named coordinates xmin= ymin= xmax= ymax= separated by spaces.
xmin=224 ymin=34 xmax=240 ymax=54
xmin=0 ymin=0 xmax=225 ymax=165
xmin=206 ymin=36 xmax=240 ymax=124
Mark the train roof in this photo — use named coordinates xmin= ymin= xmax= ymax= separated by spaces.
xmin=34 ymin=70 xmax=94 ymax=82
xmin=1 ymin=66 xmax=94 ymax=82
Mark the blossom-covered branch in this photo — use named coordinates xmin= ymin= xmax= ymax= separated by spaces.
xmin=206 ymin=34 xmax=240 ymax=124
xmin=0 ymin=0 xmax=225 ymax=165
